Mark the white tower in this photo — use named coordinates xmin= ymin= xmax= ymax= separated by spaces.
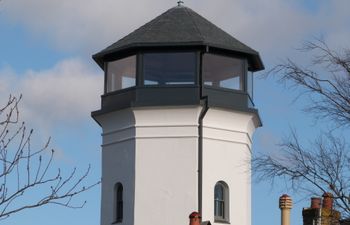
xmin=92 ymin=4 xmax=264 ymax=225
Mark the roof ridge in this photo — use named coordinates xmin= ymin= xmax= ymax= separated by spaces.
xmin=183 ymin=7 xmax=205 ymax=42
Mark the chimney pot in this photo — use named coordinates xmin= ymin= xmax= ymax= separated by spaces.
xmin=322 ymin=192 xmax=333 ymax=210
xmin=189 ymin=212 xmax=201 ymax=225
xmin=279 ymin=194 xmax=293 ymax=209
xmin=311 ymin=197 xmax=322 ymax=209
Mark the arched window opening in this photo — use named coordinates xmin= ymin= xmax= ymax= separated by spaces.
xmin=114 ymin=183 xmax=123 ymax=223
xmin=214 ymin=181 xmax=229 ymax=222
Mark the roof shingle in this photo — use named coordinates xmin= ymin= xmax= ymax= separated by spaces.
xmin=93 ymin=5 xmax=263 ymax=71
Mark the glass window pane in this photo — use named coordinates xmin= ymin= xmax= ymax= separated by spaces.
xmin=214 ymin=183 xmax=225 ymax=218
xmin=115 ymin=183 xmax=123 ymax=222
xmin=215 ymin=200 xmax=224 ymax=217
xmin=203 ymin=54 xmax=245 ymax=90
xmin=107 ymin=55 xmax=136 ymax=92
xmin=215 ymin=182 xmax=229 ymax=221
xmin=215 ymin=184 xmax=224 ymax=200
xmin=143 ymin=52 xmax=196 ymax=85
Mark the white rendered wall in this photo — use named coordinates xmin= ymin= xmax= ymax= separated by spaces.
xmin=133 ymin=106 xmax=201 ymax=225
xmin=97 ymin=109 xmax=136 ymax=225
xmin=96 ymin=106 xmax=202 ymax=225
xmin=96 ymin=106 xmax=259 ymax=225
xmin=201 ymin=108 xmax=259 ymax=225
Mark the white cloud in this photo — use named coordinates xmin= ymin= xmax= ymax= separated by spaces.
xmin=2 ymin=0 xmax=350 ymax=58
xmin=2 ymin=0 xmax=173 ymax=54
xmin=1 ymin=0 xmax=349 ymax=133
xmin=0 ymin=59 xmax=103 ymax=131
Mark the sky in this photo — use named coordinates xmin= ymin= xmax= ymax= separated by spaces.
xmin=0 ymin=0 xmax=350 ymax=225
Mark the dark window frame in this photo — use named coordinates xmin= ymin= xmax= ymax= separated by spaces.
xmin=214 ymin=181 xmax=230 ymax=223
xmin=104 ymin=50 xmax=201 ymax=94
xmin=102 ymin=49 xmax=255 ymax=110
xmin=246 ymin=70 xmax=254 ymax=101
xmin=103 ymin=50 xmax=252 ymax=94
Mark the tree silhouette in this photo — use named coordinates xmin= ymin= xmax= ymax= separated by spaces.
xmin=253 ymin=39 xmax=350 ymax=216
xmin=0 ymin=95 xmax=100 ymax=220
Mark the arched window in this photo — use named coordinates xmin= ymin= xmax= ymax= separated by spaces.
xmin=214 ymin=181 xmax=229 ymax=222
xmin=114 ymin=183 xmax=123 ymax=223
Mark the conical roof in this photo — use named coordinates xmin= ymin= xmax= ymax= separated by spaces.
xmin=93 ymin=5 xmax=264 ymax=71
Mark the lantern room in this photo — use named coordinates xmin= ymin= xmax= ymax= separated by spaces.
xmin=92 ymin=5 xmax=264 ymax=121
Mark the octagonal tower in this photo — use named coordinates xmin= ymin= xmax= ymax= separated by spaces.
xmin=92 ymin=3 xmax=264 ymax=225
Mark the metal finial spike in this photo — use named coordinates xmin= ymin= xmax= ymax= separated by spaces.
xmin=177 ymin=1 xmax=184 ymax=6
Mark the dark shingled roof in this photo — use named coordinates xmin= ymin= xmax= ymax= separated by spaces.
xmin=93 ymin=5 xmax=264 ymax=71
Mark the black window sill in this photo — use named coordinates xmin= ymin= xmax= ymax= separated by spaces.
xmin=214 ymin=219 xmax=230 ymax=224
xmin=203 ymin=84 xmax=244 ymax=93
xmin=112 ymin=219 xmax=122 ymax=224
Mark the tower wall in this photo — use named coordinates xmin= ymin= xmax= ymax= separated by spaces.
xmin=133 ymin=106 xmax=201 ymax=225
xmin=97 ymin=106 xmax=202 ymax=225
xmin=201 ymin=108 xmax=258 ymax=225
xmin=98 ymin=109 xmax=136 ymax=225
xmin=97 ymin=106 xmax=259 ymax=225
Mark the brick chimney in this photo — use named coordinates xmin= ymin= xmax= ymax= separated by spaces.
xmin=189 ymin=212 xmax=201 ymax=225
xmin=322 ymin=193 xmax=333 ymax=210
xmin=321 ymin=193 xmax=340 ymax=225
xmin=279 ymin=194 xmax=293 ymax=225
xmin=303 ymin=197 xmax=322 ymax=225
xmin=311 ymin=197 xmax=322 ymax=209
xmin=302 ymin=193 xmax=341 ymax=225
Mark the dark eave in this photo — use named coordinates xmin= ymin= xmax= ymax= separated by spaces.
xmin=93 ymin=6 xmax=264 ymax=71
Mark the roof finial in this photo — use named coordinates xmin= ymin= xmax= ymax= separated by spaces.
xmin=177 ymin=1 xmax=184 ymax=6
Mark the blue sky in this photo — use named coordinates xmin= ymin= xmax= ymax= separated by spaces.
xmin=1 ymin=0 xmax=350 ymax=225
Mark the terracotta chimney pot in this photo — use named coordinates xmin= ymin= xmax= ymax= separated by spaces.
xmin=311 ymin=197 xmax=322 ymax=209
xmin=189 ymin=212 xmax=201 ymax=225
xmin=322 ymin=192 xmax=333 ymax=210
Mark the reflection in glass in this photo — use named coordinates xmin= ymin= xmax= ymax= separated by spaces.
xmin=107 ymin=55 xmax=136 ymax=92
xmin=143 ymin=52 xmax=196 ymax=85
xmin=202 ymin=54 xmax=245 ymax=90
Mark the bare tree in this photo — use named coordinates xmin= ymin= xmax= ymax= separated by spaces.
xmin=0 ymin=95 xmax=100 ymax=220
xmin=253 ymin=39 xmax=350 ymax=216
xmin=272 ymin=39 xmax=350 ymax=127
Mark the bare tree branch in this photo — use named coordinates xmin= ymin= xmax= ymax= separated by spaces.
xmin=253 ymin=131 xmax=350 ymax=216
xmin=254 ymin=40 xmax=350 ymax=218
xmin=268 ymin=39 xmax=350 ymax=127
xmin=0 ymin=95 xmax=100 ymax=220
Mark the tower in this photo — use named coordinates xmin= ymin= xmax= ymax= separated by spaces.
xmin=303 ymin=193 xmax=341 ymax=225
xmin=92 ymin=4 xmax=264 ymax=225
